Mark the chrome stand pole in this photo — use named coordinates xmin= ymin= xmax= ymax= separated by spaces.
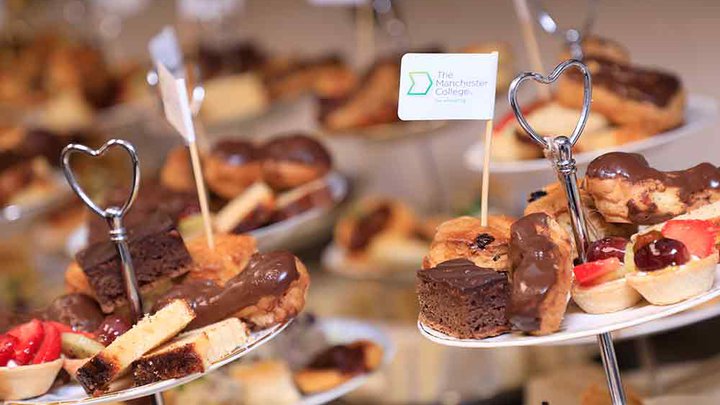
xmin=61 ymin=139 xmax=163 ymax=405
xmin=509 ymin=60 xmax=627 ymax=404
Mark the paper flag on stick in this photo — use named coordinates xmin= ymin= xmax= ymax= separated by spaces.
xmin=156 ymin=63 xmax=196 ymax=143
xmin=148 ymin=26 xmax=184 ymax=76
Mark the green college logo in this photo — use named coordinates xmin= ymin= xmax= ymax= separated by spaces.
xmin=407 ymin=71 xmax=433 ymax=95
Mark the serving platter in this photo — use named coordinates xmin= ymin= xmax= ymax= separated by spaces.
xmin=463 ymin=94 xmax=718 ymax=216
xmin=548 ymin=297 xmax=720 ymax=346
xmin=418 ymin=265 xmax=720 ymax=348
xmin=11 ymin=321 xmax=292 ymax=405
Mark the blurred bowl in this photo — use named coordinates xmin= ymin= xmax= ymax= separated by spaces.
xmin=465 ymin=94 xmax=719 ymax=216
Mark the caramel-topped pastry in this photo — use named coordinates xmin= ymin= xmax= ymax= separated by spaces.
xmin=154 ymin=251 xmax=309 ymax=330
xmin=557 ymin=56 xmax=684 ymax=133
xmin=585 ymin=152 xmax=720 ymax=225
xmin=507 ymin=213 xmax=572 ymax=335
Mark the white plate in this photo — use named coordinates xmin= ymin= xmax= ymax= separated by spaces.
xmin=463 ymin=94 xmax=718 ymax=216
xmin=549 ymin=298 xmax=720 ymax=346
xmin=65 ymin=172 xmax=349 ymax=256
xmin=297 ymin=318 xmax=396 ymax=405
xmin=418 ymin=265 xmax=720 ymax=348
xmin=15 ymin=321 xmax=292 ymax=404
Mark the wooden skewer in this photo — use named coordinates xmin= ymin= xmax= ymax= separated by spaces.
xmin=513 ymin=0 xmax=551 ymax=100
xmin=355 ymin=1 xmax=375 ymax=68
xmin=480 ymin=119 xmax=494 ymax=227
xmin=188 ymin=141 xmax=215 ymax=250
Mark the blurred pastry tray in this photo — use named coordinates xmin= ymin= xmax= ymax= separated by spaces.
xmin=297 ymin=318 xmax=396 ymax=405
xmin=465 ymin=94 xmax=718 ymax=173
xmin=0 ymin=172 xmax=71 ymax=237
xmin=66 ymin=172 xmax=349 ymax=256
xmin=321 ymin=242 xmax=417 ymax=285
xmin=15 ymin=321 xmax=292 ymax=405
xmin=419 ymin=265 xmax=720 ymax=348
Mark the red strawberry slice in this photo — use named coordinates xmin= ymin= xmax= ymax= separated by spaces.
xmin=0 ymin=334 xmax=18 ymax=367
xmin=573 ymin=257 xmax=623 ymax=287
xmin=7 ymin=319 xmax=44 ymax=365
xmin=662 ymin=219 xmax=720 ymax=258
xmin=32 ymin=322 xmax=61 ymax=364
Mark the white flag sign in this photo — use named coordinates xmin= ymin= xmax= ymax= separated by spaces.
xmin=156 ymin=63 xmax=196 ymax=143
xmin=149 ymin=27 xmax=184 ymax=76
xmin=398 ymin=53 xmax=498 ymax=121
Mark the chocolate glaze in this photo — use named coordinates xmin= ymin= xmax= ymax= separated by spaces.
xmin=418 ymin=258 xmax=507 ymax=291
xmin=507 ymin=213 xmax=562 ymax=332
xmin=211 ymin=140 xmax=263 ymax=166
xmin=44 ymin=293 xmax=104 ymax=333
xmin=154 ymin=251 xmax=300 ymax=329
xmin=348 ymin=203 xmax=392 ymax=251
xmin=262 ymin=134 xmax=332 ymax=168
xmin=568 ymin=57 xmax=681 ymax=107
xmin=587 ymin=151 xmax=720 ymax=215
xmin=308 ymin=344 xmax=367 ymax=374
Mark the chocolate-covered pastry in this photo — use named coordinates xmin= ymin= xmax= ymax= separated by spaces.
xmin=43 ymin=293 xmax=104 ymax=333
xmin=557 ymin=56 xmax=684 ymax=133
xmin=507 ymin=213 xmax=572 ymax=335
xmin=205 ymin=139 xmax=264 ymax=199
xmin=76 ymin=213 xmax=192 ymax=313
xmin=585 ymin=152 xmax=720 ymax=225
xmin=294 ymin=340 xmax=383 ymax=394
xmin=261 ymin=134 xmax=332 ymax=190
xmin=154 ymin=251 xmax=309 ymax=330
xmin=334 ymin=198 xmax=416 ymax=257
xmin=417 ymin=258 xmax=510 ymax=339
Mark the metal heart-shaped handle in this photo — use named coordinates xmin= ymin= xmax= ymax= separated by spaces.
xmin=508 ymin=59 xmax=592 ymax=149
xmin=61 ymin=139 xmax=140 ymax=220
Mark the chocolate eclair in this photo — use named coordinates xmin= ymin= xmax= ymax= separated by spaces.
xmin=204 ymin=139 xmax=264 ymax=199
xmin=557 ymin=56 xmax=684 ymax=133
xmin=507 ymin=213 xmax=573 ymax=335
xmin=294 ymin=340 xmax=383 ymax=394
xmin=334 ymin=198 xmax=416 ymax=258
xmin=154 ymin=251 xmax=310 ymax=330
xmin=417 ymin=258 xmax=510 ymax=339
xmin=261 ymin=134 xmax=332 ymax=191
xmin=584 ymin=152 xmax=720 ymax=225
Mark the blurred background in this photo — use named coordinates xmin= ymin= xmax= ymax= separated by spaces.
xmin=1 ymin=0 xmax=720 ymax=404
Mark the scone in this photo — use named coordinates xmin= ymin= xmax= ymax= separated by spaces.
xmin=423 ymin=216 xmax=512 ymax=271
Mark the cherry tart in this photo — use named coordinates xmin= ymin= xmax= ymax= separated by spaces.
xmin=626 ymin=220 xmax=719 ymax=305
xmin=571 ymin=237 xmax=641 ymax=314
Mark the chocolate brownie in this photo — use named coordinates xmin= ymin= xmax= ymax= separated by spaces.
xmin=417 ymin=258 xmax=510 ymax=339
xmin=76 ymin=213 xmax=192 ymax=313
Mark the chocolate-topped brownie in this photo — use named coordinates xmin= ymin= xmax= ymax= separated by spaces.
xmin=417 ymin=259 xmax=510 ymax=339
xmin=76 ymin=213 xmax=192 ymax=313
